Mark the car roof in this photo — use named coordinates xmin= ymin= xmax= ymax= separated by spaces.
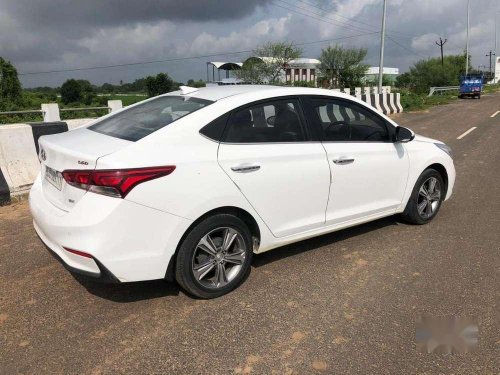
xmin=166 ymin=84 xmax=346 ymax=102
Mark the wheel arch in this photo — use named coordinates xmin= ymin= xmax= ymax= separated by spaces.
xmin=164 ymin=206 xmax=261 ymax=281
xmin=425 ymin=163 xmax=449 ymax=197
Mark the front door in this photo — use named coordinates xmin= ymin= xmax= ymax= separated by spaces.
xmin=217 ymin=98 xmax=331 ymax=238
xmin=304 ymin=96 xmax=409 ymax=225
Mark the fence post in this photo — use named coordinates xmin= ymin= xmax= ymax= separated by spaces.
xmin=41 ymin=103 xmax=60 ymax=122
xmin=107 ymin=100 xmax=123 ymax=113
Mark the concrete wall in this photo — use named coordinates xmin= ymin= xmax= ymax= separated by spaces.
xmin=0 ymin=122 xmax=68 ymax=204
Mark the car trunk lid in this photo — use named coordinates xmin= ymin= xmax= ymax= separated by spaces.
xmin=38 ymin=128 xmax=131 ymax=211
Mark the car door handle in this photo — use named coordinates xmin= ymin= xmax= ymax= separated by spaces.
xmin=230 ymin=164 xmax=261 ymax=173
xmin=332 ymin=158 xmax=355 ymax=165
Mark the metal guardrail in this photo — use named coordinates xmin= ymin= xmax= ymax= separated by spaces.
xmin=0 ymin=100 xmax=123 ymax=124
xmin=0 ymin=107 xmax=110 ymax=118
xmin=0 ymin=110 xmax=43 ymax=115
xmin=428 ymin=86 xmax=460 ymax=96
xmin=59 ymin=106 xmax=110 ymax=112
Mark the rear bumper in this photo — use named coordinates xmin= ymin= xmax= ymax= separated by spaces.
xmin=37 ymin=228 xmax=120 ymax=283
xmin=29 ymin=175 xmax=193 ymax=282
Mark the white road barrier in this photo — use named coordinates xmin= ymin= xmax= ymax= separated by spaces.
xmin=0 ymin=100 xmax=122 ymax=204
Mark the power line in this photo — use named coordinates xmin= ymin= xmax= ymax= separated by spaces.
xmin=273 ymin=0 xmax=426 ymax=59
xmin=293 ymin=0 xmax=420 ymax=40
xmin=18 ymin=32 xmax=379 ymax=76
xmin=270 ymin=1 xmax=373 ymax=34
xmin=271 ymin=0 xmax=425 ymax=58
xmin=387 ymin=36 xmax=426 ymax=59
xmin=294 ymin=0 xmax=382 ymax=31
xmin=274 ymin=0 xmax=376 ymax=34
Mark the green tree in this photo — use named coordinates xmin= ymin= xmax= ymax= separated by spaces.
xmin=237 ymin=41 xmax=302 ymax=84
xmin=76 ymin=80 xmax=95 ymax=105
xmin=145 ymin=73 xmax=175 ymax=97
xmin=318 ymin=45 xmax=368 ymax=89
xmin=60 ymin=79 xmax=82 ymax=104
xmin=0 ymin=57 xmax=22 ymax=104
xmin=395 ymin=54 xmax=470 ymax=93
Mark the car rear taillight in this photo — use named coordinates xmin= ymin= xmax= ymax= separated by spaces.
xmin=62 ymin=166 xmax=176 ymax=198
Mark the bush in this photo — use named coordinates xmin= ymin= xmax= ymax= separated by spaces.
xmin=291 ymin=80 xmax=316 ymax=87
xmin=187 ymin=79 xmax=206 ymax=88
xmin=396 ymin=54 xmax=470 ymax=94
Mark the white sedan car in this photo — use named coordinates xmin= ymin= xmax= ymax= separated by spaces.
xmin=30 ymin=85 xmax=455 ymax=298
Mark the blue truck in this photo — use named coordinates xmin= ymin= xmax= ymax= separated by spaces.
xmin=458 ymin=73 xmax=483 ymax=99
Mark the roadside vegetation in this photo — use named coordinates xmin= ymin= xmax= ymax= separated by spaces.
xmin=0 ymin=57 xmax=205 ymax=124
xmin=394 ymin=54 xmax=500 ymax=112
xmin=1 ymin=44 xmax=498 ymax=123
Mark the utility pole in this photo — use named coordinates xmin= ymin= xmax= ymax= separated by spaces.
xmin=486 ymin=50 xmax=496 ymax=80
xmin=378 ymin=0 xmax=387 ymax=92
xmin=435 ymin=37 xmax=448 ymax=66
xmin=465 ymin=0 xmax=470 ymax=76
xmin=495 ymin=11 xmax=500 ymax=83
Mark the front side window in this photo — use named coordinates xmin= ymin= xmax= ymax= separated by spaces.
xmin=309 ymin=98 xmax=390 ymax=142
xmin=89 ymin=96 xmax=212 ymax=141
xmin=224 ymin=99 xmax=307 ymax=143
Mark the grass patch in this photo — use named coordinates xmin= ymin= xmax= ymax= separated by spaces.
xmin=399 ymin=91 xmax=458 ymax=112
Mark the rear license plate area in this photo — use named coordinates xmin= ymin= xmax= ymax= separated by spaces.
xmin=45 ymin=165 xmax=63 ymax=190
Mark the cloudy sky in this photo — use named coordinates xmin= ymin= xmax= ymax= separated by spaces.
xmin=1 ymin=0 xmax=498 ymax=88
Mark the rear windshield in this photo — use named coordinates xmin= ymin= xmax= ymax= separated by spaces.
xmin=89 ymin=96 xmax=213 ymax=141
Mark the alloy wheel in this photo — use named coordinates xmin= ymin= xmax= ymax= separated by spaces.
xmin=417 ymin=177 xmax=442 ymax=219
xmin=192 ymin=227 xmax=247 ymax=289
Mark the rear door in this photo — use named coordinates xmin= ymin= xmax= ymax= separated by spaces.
xmin=217 ymin=98 xmax=330 ymax=238
xmin=303 ymin=96 xmax=409 ymax=225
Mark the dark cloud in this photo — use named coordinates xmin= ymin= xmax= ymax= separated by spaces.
xmin=0 ymin=0 xmax=498 ymax=88
xmin=2 ymin=0 xmax=271 ymax=29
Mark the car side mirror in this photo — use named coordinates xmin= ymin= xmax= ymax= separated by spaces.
xmin=395 ymin=126 xmax=415 ymax=143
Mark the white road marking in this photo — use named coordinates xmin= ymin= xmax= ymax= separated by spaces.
xmin=491 ymin=111 xmax=500 ymax=118
xmin=457 ymin=127 xmax=477 ymax=140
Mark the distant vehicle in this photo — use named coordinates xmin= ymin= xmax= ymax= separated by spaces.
xmin=459 ymin=73 xmax=483 ymax=99
xmin=30 ymin=85 xmax=455 ymax=298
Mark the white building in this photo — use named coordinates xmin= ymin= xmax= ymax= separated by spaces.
xmin=206 ymin=58 xmax=400 ymax=87
xmin=364 ymin=67 xmax=399 ymax=84
xmin=283 ymin=58 xmax=320 ymax=84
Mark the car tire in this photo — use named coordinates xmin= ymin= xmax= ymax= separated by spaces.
xmin=401 ymin=169 xmax=445 ymax=225
xmin=175 ymin=214 xmax=253 ymax=299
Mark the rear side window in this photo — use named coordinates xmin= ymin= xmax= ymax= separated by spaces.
xmin=223 ymin=99 xmax=307 ymax=143
xmin=200 ymin=114 xmax=229 ymax=141
xmin=89 ymin=96 xmax=212 ymax=142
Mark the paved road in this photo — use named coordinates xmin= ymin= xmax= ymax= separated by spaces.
xmin=1 ymin=94 xmax=499 ymax=374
